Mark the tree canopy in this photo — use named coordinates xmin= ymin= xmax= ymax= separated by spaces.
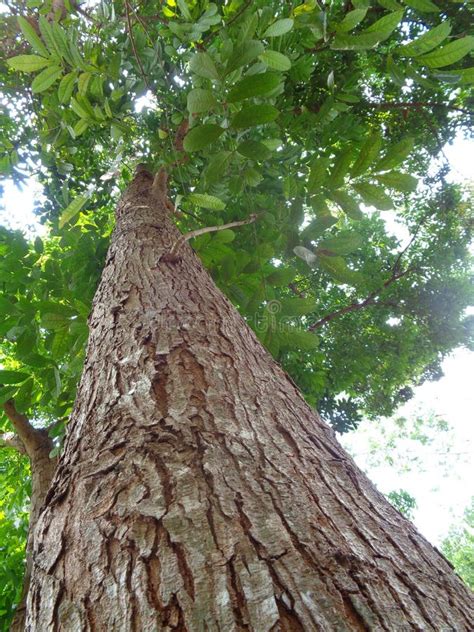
xmin=0 ymin=0 xmax=473 ymax=625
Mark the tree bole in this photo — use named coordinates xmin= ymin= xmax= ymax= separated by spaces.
xmin=25 ymin=170 xmax=474 ymax=630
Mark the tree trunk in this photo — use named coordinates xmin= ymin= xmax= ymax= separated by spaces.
xmin=25 ymin=168 xmax=473 ymax=631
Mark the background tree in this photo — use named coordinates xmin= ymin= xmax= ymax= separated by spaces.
xmin=442 ymin=497 xmax=474 ymax=590
xmin=0 ymin=0 xmax=473 ymax=628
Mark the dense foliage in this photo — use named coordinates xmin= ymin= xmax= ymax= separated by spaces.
xmin=0 ymin=0 xmax=473 ymax=626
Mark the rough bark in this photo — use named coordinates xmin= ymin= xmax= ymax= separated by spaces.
xmin=2 ymin=402 xmax=57 ymax=631
xmin=26 ymin=169 xmax=473 ymax=631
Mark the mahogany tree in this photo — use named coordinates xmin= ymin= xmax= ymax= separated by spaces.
xmin=0 ymin=0 xmax=473 ymax=629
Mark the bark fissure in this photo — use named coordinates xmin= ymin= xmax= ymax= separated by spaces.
xmin=24 ymin=168 xmax=474 ymax=630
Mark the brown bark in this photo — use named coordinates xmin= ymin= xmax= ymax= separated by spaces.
xmin=2 ymin=402 xmax=57 ymax=631
xmin=25 ymin=168 xmax=473 ymax=630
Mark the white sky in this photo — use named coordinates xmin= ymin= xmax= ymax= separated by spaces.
xmin=0 ymin=135 xmax=472 ymax=547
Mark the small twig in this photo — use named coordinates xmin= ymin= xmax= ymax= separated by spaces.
xmin=226 ymin=0 xmax=252 ymax=27
xmin=124 ymin=0 xmax=152 ymax=92
xmin=164 ymin=214 xmax=258 ymax=261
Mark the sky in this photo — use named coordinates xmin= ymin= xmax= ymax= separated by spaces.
xmin=0 ymin=134 xmax=472 ymax=547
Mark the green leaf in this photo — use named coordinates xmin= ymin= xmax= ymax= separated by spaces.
xmin=186 ymin=88 xmax=218 ymax=113
xmin=399 ymin=22 xmax=451 ymax=57
xmin=266 ymin=267 xmax=296 ymax=285
xmin=0 ymin=385 xmax=18 ymax=404
xmin=351 ymin=131 xmax=383 ymax=177
xmin=418 ymin=36 xmax=474 ymax=68
xmin=17 ymin=16 xmax=49 ymax=56
xmin=188 ymin=193 xmax=226 ymax=210
xmin=330 ymin=190 xmax=364 ymax=220
xmin=226 ymin=40 xmax=265 ymax=73
xmin=189 ymin=52 xmax=220 ymax=80
xmin=365 ymin=10 xmax=404 ymax=36
xmin=183 ymin=124 xmax=224 ymax=152
xmin=7 ymin=54 xmax=52 ymax=72
xmin=31 ymin=65 xmax=62 ymax=93
xmin=278 ymin=326 xmax=319 ymax=351
xmin=232 ymin=104 xmax=279 ymax=129
xmin=41 ymin=312 xmax=69 ymax=330
xmin=329 ymin=149 xmax=353 ymax=188
xmin=279 ymin=297 xmax=316 ymax=317
xmin=318 ymin=231 xmax=363 ymax=255
xmin=227 ymin=72 xmax=281 ymax=102
xmin=301 ymin=214 xmax=337 ymax=240
xmin=336 ymin=9 xmax=368 ymax=33
xmin=307 ymin=160 xmax=328 ymax=192
xmin=376 ymin=171 xmax=418 ymax=192
xmin=237 ymin=140 xmax=272 ymax=161
xmin=264 ymin=18 xmax=294 ymax=37
xmin=375 ymin=137 xmax=414 ymax=171
xmin=403 ymin=0 xmax=440 ymax=12
xmin=58 ymin=72 xmax=76 ymax=104
xmin=331 ymin=31 xmax=382 ymax=50
xmin=70 ymin=96 xmax=90 ymax=119
xmin=77 ymin=72 xmax=91 ymax=96
xmin=319 ymin=255 xmax=363 ymax=286
xmin=58 ymin=195 xmax=88 ymax=228
xmin=0 ymin=370 xmax=29 ymax=385
xmin=73 ymin=119 xmax=89 ymax=137
xmin=259 ymin=50 xmax=292 ymax=71
xmin=332 ymin=10 xmax=403 ymax=49
xmin=353 ymin=182 xmax=393 ymax=209
xmin=38 ymin=16 xmax=61 ymax=58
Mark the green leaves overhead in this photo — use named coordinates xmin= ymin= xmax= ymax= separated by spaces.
xmin=183 ymin=124 xmax=224 ymax=152
xmin=375 ymin=137 xmax=415 ymax=171
xmin=399 ymin=22 xmax=451 ymax=57
xmin=332 ymin=10 xmax=404 ymax=50
xmin=189 ymin=52 xmax=220 ymax=80
xmin=237 ymin=140 xmax=272 ymax=161
xmin=188 ymin=193 xmax=225 ymax=210
xmin=227 ymin=73 xmax=281 ymax=102
xmin=58 ymin=195 xmax=88 ymax=229
xmin=0 ymin=370 xmax=29 ymax=385
xmin=376 ymin=171 xmax=418 ymax=192
xmin=318 ymin=255 xmax=363 ymax=286
xmin=231 ymin=104 xmax=279 ymax=129
xmin=31 ymin=65 xmax=62 ymax=93
xmin=7 ymin=55 xmax=52 ymax=72
xmin=187 ymin=88 xmax=218 ymax=114
xmin=336 ymin=9 xmax=368 ymax=33
xmin=263 ymin=18 xmax=294 ymax=38
xmin=351 ymin=132 xmax=383 ymax=177
xmin=318 ymin=231 xmax=363 ymax=256
xmin=353 ymin=182 xmax=393 ymax=210
xmin=226 ymin=40 xmax=264 ymax=74
xmin=259 ymin=50 xmax=292 ymax=71
xmin=418 ymin=37 xmax=474 ymax=68
xmin=17 ymin=15 xmax=49 ymax=57
xmin=403 ymin=0 xmax=440 ymax=12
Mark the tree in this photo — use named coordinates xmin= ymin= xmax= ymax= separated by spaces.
xmin=442 ymin=497 xmax=474 ymax=590
xmin=0 ymin=0 xmax=473 ymax=628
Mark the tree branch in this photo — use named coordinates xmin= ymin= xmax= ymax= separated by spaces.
xmin=3 ymin=400 xmax=38 ymax=452
xmin=164 ymin=214 xmax=258 ymax=262
xmin=362 ymin=101 xmax=473 ymax=116
xmin=0 ymin=431 xmax=27 ymax=455
xmin=308 ymin=267 xmax=416 ymax=331
xmin=124 ymin=0 xmax=152 ymax=92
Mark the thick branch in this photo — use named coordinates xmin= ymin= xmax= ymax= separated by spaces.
xmin=3 ymin=400 xmax=39 ymax=455
xmin=0 ymin=431 xmax=27 ymax=454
